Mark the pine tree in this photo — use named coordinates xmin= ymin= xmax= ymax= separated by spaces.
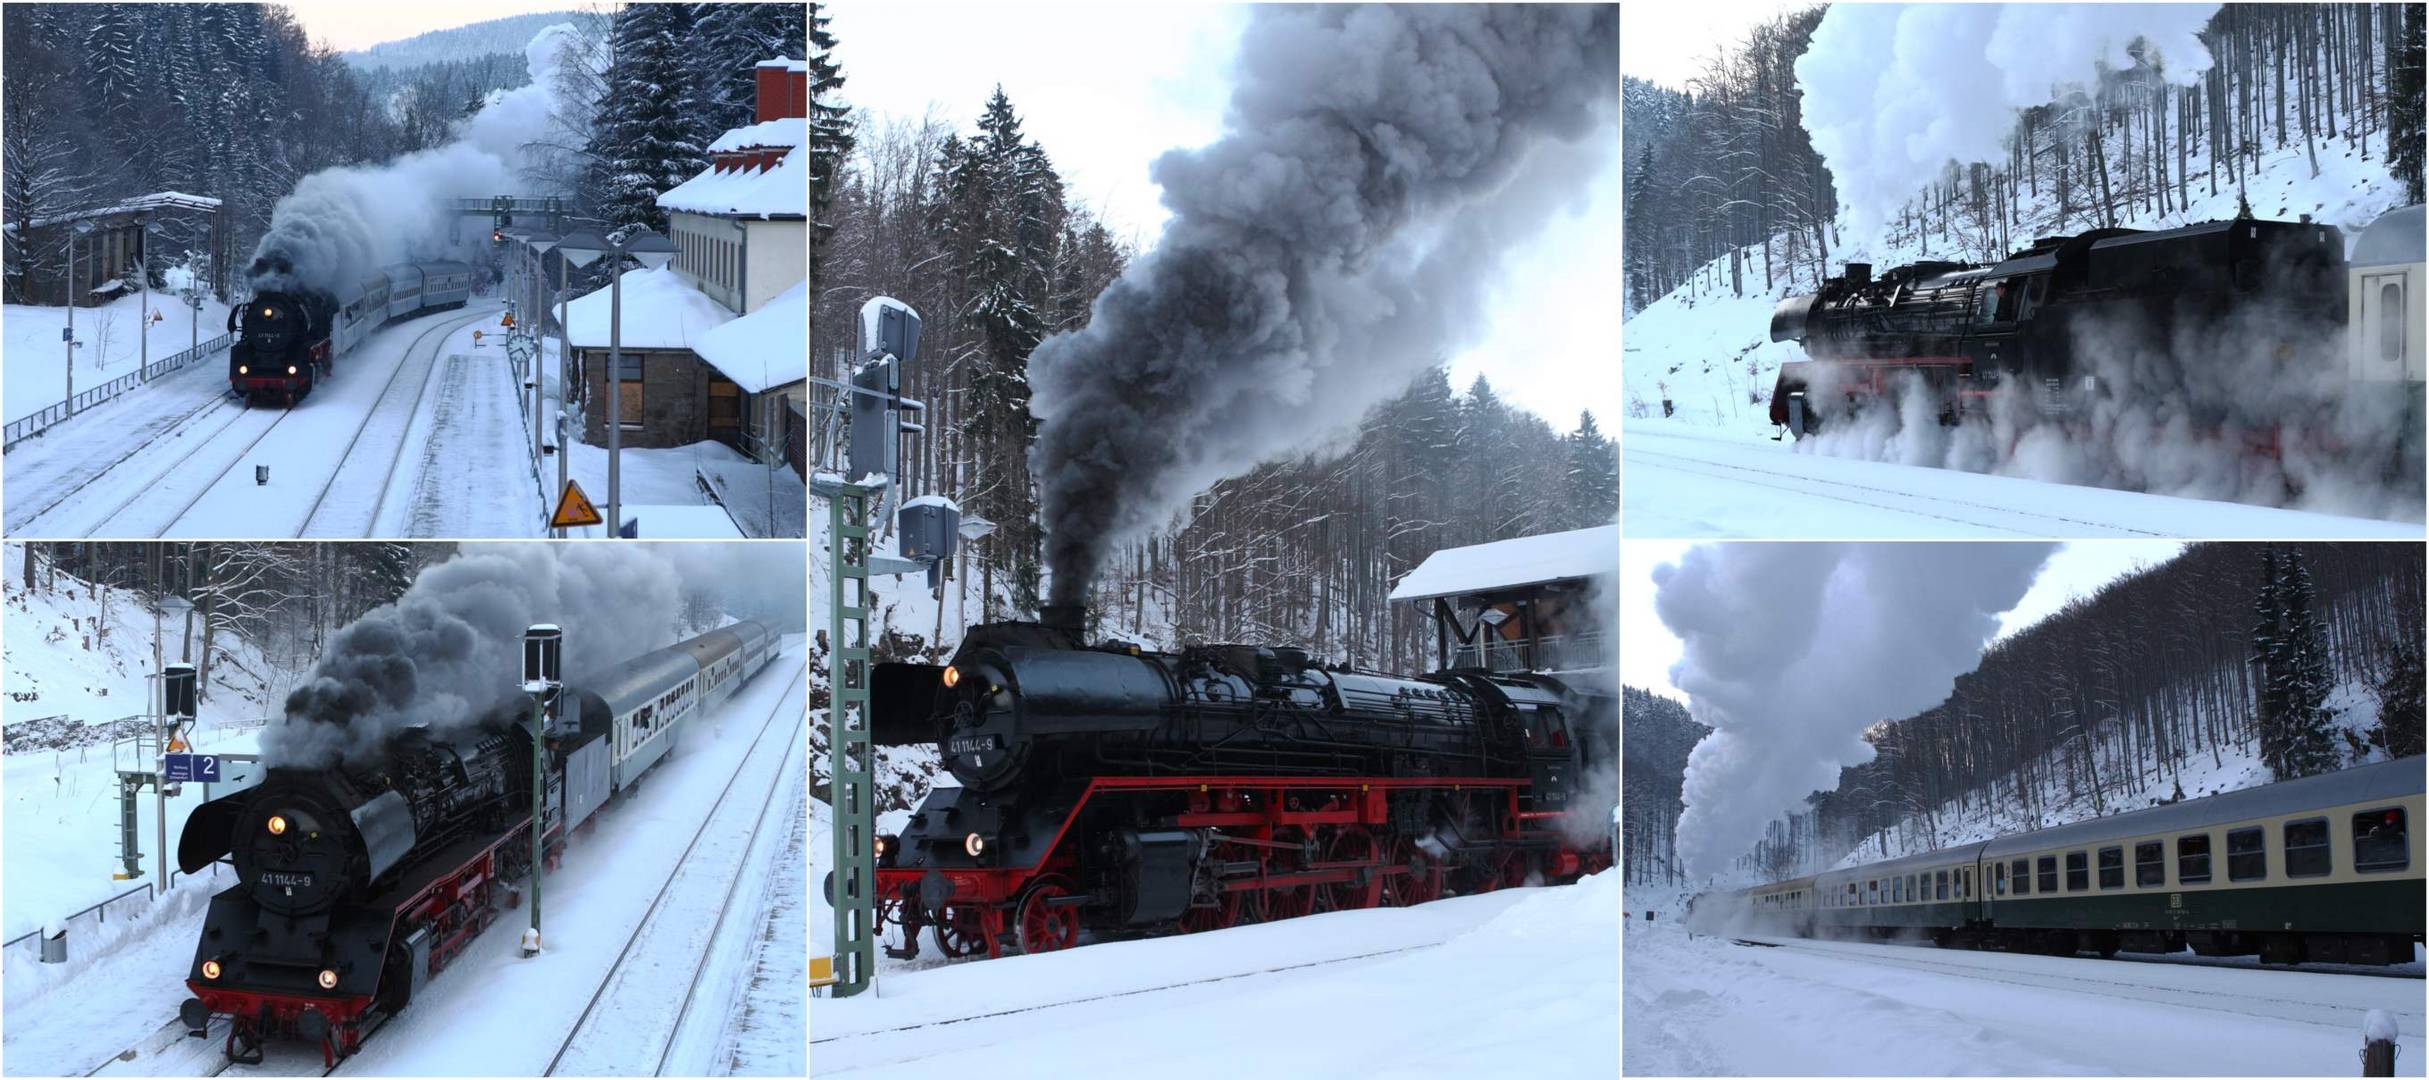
xmin=582 ymin=3 xmax=712 ymax=235
xmin=2392 ymin=4 xmax=2426 ymax=204
xmin=2276 ymin=549 xmax=2342 ymax=777
xmin=2250 ymin=547 xmax=2290 ymax=778
xmin=809 ymin=1 xmax=853 ymax=290
xmin=696 ymin=2 xmax=806 ymax=133
xmin=1562 ymin=411 xmax=1617 ymax=528
xmin=2376 ymin=640 xmax=2424 ymax=758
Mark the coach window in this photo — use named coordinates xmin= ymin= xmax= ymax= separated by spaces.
xmin=2178 ymin=834 xmax=2212 ymax=884
xmin=2284 ymin=818 xmax=2332 ymax=878
xmin=1961 ymin=867 xmax=1972 ymax=899
xmin=2097 ymin=846 xmax=2124 ymax=890
xmin=2135 ymin=841 xmax=2165 ymax=887
xmin=2354 ymin=808 xmax=2410 ymax=873
xmin=2380 ymin=282 xmax=2405 ymax=365
xmin=2011 ymin=858 xmax=2030 ymax=896
xmin=1935 ymin=870 xmax=1948 ymax=900
xmin=1994 ymin=862 xmax=2007 ymax=895
xmin=2037 ymin=855 xmax=2057 ymax=894
xmin=2065 ymin=851 xmax=2088 ymax=892
xmin=2227 ymin=826 xmax=2266 ymax=881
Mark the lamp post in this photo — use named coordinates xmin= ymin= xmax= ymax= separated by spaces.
xmin=520 ymin=624 xmax=561 ymax=957
xmin=553 ymin=227 xmax=677 ymax=537
xmin=137 ymin=214 xmax=154 ymax=382
xmin=66 ymin=219 xmax=95 ymax=418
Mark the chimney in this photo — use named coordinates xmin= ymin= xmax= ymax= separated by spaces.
xmin=1844 ymin=262 xmax=1872 ymax=286
xmin=1039 ymin=604 xmax=1086 ymax=636
xmin=754 ymin=59 xmax=807 ymax=124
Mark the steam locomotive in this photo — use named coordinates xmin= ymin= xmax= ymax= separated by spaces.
xmin=173 ymin=621 xmax=774 ymax=1065
xmin=869 ymin=605 xmax=1613 ymax=960
xmin=229 ymin=261 xmax=474 ymax=405
xmin=1766 ymin=215 xmax=2351 ymax=435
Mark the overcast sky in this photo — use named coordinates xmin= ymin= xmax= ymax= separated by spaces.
xmin=1618 ymin=540 xmax=2190 ymax=704
xmin=1622 ymin=0 xmax=1815 ymax=92
xmin=289 ymin=1 xmax=587 ymax=53
xmin=822 ymin=1 xmax=1621 ymax=432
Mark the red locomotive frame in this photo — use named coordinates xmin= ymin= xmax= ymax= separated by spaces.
xmin=877 ymin=774 xmax=1607 ymax=959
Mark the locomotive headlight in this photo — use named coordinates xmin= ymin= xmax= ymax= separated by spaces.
xmin=317 ymin=969 xmax=338 ymax=990
xmin=941 ymin=665 xmax=961 ymax=689
xmin=874 ymin=834 xmax=894 ymax=860
xmin=267 ymin=815 xmax=288 ymax=836
xmin=286 ymin=365 xmax=298 ymax=375
xmin=964 ymin=832 xmax=987 ymax=858
xmin=201 ymin=960 xmax=222 ymax=980
xmin=237 ymin=365 xmax=249 ymax=375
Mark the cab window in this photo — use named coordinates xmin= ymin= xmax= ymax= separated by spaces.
xmin=2355 ymin=808 xmax=2410 ymax=873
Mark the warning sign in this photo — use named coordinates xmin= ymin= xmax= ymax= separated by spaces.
xmin=550 ymin=480 xmax=604 ymax=529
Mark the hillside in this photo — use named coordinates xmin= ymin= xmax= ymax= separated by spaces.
xmin=340 ymin=12 xmax=600 ymax=72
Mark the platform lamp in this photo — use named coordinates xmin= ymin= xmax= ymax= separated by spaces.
xmin=520 ymin=624 xmax=561 ymax=957
xmin=554 ymin=228 xmax=677 ymax=537
xmin=521 ymin=230 xmax=559 ymax=475
xmin=66 ymin=218 xmax=95 ymax=418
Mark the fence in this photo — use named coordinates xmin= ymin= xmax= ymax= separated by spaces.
xmin=3 ymin=332 xmax=236 ymax=449
xmin=0 ymin=862 xmax=225 ymax=970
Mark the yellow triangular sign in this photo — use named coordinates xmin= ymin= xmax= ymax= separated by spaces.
xmin=550 ymin=479 xmax=604 ymax=529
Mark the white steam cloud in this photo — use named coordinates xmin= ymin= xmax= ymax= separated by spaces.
xmin=1655 ymin=542 xmax=2054 ymax=880
xmin=246 ymin=24 xmax=591 ymax=295
xmin=263 ymin=542 xmax=803 ymax=769
xmin=1797 ymin=3 xmax=2219 ymax=237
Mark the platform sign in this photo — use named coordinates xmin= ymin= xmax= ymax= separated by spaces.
xmin=163 ymin=753 xmax=219 ymax=783
xmin=549 ymin=479 xmax=604 ymax=529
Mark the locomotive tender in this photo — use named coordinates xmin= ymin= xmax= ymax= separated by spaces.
xmin=229 ymin=261 xmax=474 ymax=406
xmin=869 ymin=605 xmax=1613 ymax=960
xmin=1699 ymin=755 xmax=2424 ymax=967
xmin=1766 ymin=215 xmax=2349 ymax=435
xmin=173 ymin=621 xmax=775 ymax=1065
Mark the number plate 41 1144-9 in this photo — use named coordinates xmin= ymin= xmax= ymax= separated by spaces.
xmin=947 ymin=735 xmax=1002 ymax=755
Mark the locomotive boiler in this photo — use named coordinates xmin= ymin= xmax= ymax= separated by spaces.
xmin=1766 ymin=215 xmax=2346 ymax=434
xmin=228 ymin=260 xmax=474 ymax=405
xmin=869 ymin=606 xmax=1612 ymax=959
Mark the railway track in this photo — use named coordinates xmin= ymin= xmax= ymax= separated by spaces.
xmin=543 ymin=662 xmax=809 ymax=1076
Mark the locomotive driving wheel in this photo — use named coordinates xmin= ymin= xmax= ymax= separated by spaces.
xmin=1015 ymin=876 xmax=1082 ymax=955
xmin=1325 ymin=826 xmax=1382 ymax=911
xmin=1383 ymin=839 xmax=1442 ymax=907
xmin=931 ymin=905 xmax=988 ymax=958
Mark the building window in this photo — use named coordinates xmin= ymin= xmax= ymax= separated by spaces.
xmin=615 ymin=352 xmax=644 ymax=428
xmin=2227 ymin=826 xmax=2266 ymax=881
xmin=2354 ymin=808 xmax=2409 ymax=873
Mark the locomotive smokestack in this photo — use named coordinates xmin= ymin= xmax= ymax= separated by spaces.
xmin=1024 ymin=5 xmax=1618 ymax=608
xmin=1039 ymin=603 xmax=1087 ymax=636
xmin=1844 ymin=262 xmax=1872 ymax=286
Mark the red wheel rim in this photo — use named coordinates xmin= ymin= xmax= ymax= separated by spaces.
xmin=1386 ymin=840 xmax=1441 ymax=906
xmin=1325 ymin=827 xmax=1381 ymax=911
xmin=933 ymin=905 xmax=987 ymax=958
xmin=1017 ymin=880 xmax=1080 ymax=954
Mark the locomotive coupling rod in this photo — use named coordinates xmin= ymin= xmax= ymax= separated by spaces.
xmin=1203 ymin=831 xmax=1316 ymax=853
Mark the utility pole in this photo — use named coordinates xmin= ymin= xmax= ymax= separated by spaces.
xmin=520 ymin=625 xmax=561 ymax=957
xmin=138 ymin=214 xmax=153 ymax=382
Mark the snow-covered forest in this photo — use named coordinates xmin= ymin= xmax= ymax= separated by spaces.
xmin=1623 ymin=3 xmax=2426 ymax=313
xmin=1627 ymin=542 xmax=2425 ymax=887
xmin=808 ymin=5 xmax=1617 ymax=672
xmin=1 ymin=3 xmax=802 ymax=303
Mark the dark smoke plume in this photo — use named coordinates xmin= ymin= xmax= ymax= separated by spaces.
xmin=1027 ymin=4 xmax=1619 ymax=606
xmin=263 ymin=543 xmax=803 ymax=768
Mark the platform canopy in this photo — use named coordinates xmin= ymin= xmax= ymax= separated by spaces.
xmin=1388 ymin=523 xmax=1618 ymax=603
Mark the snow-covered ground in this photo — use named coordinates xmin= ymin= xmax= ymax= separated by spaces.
xmin=1623 ymin=417 xmax=2424 ymax=539
xmin=813 ymin=872 xmax=1616 ymax=1077
xmin=1 ymin=635 xmax=811 ymax=1077
xmin=1623 ymin=901 xmax=2424 ymax=1076
xmin=4 ymin=292 xmax=234 ymax=423
xmin=541 ymin=336 xmax=807 ymax=539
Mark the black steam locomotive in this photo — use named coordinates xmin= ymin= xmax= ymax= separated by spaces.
xmin=870 ymin=606 xmax=1612 ymax=960
xmin=228 ymin=261 xmax=474 ymax=405
xmin=173 ymin=621 xmax=775 ymax=1065
xmin=1767 ymin=216 xmax=2346 ymax=434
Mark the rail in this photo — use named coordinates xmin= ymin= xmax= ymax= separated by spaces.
xmin=3 ymin=333 xmax=237 ymax=449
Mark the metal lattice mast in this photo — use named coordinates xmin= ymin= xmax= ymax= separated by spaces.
xmin=827 ymin=482 xmax=877 ymax=997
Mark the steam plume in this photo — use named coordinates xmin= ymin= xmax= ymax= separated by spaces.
xmin=1655 ymin=543 xmax=2053 ymax=880
xmin=1797 ymin=4 xmax=2218 ymax=237
xmin=1027 ymin=4 xmax=1619 ymax=606
xmin=246 ymin=24 xmax=589 ymax=296
xmin=263 ymin=542 xmax=803 ymax=768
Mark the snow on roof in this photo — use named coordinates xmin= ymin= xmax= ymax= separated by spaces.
xmin=657 ymin=145 xmax=804 ymax=218
xmin=692 ymin=280 xmax=806 ymax=393
xmin=1388 ymin=524 xmax=1618 ymax=603
xmin=904 ymin=494 xmax=960 ymax=511
xmin=759 ymin=57 xmax=807 ymax=72
xmin=7 ymin=191 xmax=225 ymax=233
xmin=562 ymin=266 xmax=734 ymax=350
xmin=707 ymin=116 xmax=805 ymax=153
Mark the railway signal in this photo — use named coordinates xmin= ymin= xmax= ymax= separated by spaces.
xmin=521 ymin=624 xmax=563 ymax=958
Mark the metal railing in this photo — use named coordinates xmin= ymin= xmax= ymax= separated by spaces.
xmin=1451 ymin=630 xmax=1611 ymax=674
xmin=3 ymin=333 xmax=236 ymax=449
xmin=0 ymin=862 xmax=226 ymax=969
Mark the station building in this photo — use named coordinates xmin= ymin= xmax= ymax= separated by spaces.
xmin=3 ymin=192 xmax=225 ymax=307
xmin=1388 ymin=523 xmax=1617 ymax=680
xmin=564 ymin=58 xmax=807 ymax=477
